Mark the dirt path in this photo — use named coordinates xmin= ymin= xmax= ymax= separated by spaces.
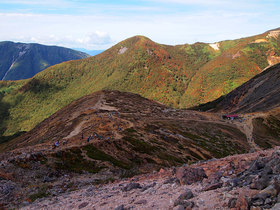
xmin=92 ymin=93 xmax=118 ymax=111
xmin=64 ymin=121 xmax=86 ymax=140
xmin=232 ymin=113 xmax=267 ymax=151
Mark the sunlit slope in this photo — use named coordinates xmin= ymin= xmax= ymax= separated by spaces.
xmin=193 ymin=62 xmax=280 ymax=113
xmin=1 ymin=29 xmax=280 ymax=135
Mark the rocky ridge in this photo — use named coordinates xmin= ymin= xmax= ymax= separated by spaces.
xmin=0 ymin=90 xmax=279 ymax=209
xmin=15 ymin=147 xmax=280 ymax=210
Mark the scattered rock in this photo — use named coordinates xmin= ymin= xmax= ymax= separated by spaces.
xmin=174 ymin=200 xmax=194 ymax=209
xmin=230 ymin=178 xmax=240 ymax=187
xmin=22 ymin=201 xmax=30 ymax=206
xmin=264 ymin=197 xmax=272 ymax=205
xmin=115 ymin=204 xmax=125 ymax=210
xmin=250 ymin=175 xmax=270 ymax=190
xmin=87 ymin=186 xmax=95 ymax=192
xmin=0 ymin=180 xmax=16 ymax=195
xmin=122 ymin=183 xmax=142 ymax=192
xmin=228 ymin=197 xmax=237 ymax=208
xmin=235 ymin=196 xmax=248 ymax=210
xmin=134 ymin=199 xmax=147 ymax=205
xmin=173 ymin=205 xmax=185 ymax=210
xmin=250 ymin=184 xmax=278 ymax=207
xmin=43 ymin=176 xmax=52 ymax=183
xmin=203 ymin=182 xmax=223 ymax=191
xmin=250 ymin=206 xmax=262 ymax=210
xmin=163 ymin=178 xmax=179 ymax=184
xmin=174 ymin=189 xmax=194 ymax=207
xmin=177 ymin=188 xmax=194 ymax=200
xmin=176 ymin=167 xmax=207 ymax=185
xmin=78 ymin=202 xmax=89 ymax=209
xmin=159 ymin=168 xmax=165 ymax=174
xmin=208 ymin=171 xmax=223 ymax=182
xmin=141 ymin=182 xmax=156 ymax=192
xmin=249 ymin=158 xmax=265 ymax=171
xmin=271 ymin=203 xmax=280 ymax=210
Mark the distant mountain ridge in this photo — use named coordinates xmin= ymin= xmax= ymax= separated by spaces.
xmin=0 ymin=41 xmax=89 ymax=80
xmin=72 ymin=48 xmax=104 ymax=56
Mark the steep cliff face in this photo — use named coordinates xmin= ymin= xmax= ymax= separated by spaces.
xmin=0 ymin=41 xmax=89 ymax=81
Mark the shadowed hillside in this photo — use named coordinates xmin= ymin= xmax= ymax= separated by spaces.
xmin=0 ymin=41 xmax=89 ymax=80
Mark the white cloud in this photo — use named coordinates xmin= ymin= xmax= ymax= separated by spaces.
xmin=10 ymin=32 xmax=114 ymax=50
xmin=149 ymin=0 xmax=225 ymax=5
xmin=76 ymin=32 xmax=112 ymax=46
xmin=0 ymin=13 xmax=115 ymax=49
xmin=0 ymin=0 xmax=70 ymax=6
xmin=0 ymin=0 xmax=279 ymax=50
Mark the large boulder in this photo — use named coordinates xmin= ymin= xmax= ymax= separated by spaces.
xmin=122 ymin=182 xmax=142 ymax=192
xmin=176 ymin=167 xmax=207 ymax=185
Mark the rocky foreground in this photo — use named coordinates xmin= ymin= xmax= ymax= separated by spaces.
xmin=11 ymin=147 xmax=280 ymax=210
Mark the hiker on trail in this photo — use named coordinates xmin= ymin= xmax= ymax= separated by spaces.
xmin=62 ymin=139 xmax=66 ymax=145
xmin=55 ymin=140 xmax=59 ymax=147
xmin=87 ymin=136 xmax=90 ymax=142
xmin=81 ymin=133 xmax=84 ymax=139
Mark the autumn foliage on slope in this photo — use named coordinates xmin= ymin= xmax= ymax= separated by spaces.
xmin=0 ymin=30 xmax=280 ymax=135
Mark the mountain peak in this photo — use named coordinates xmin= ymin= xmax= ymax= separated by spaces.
xmin=117 ymin=35 xmax=155 ymax=48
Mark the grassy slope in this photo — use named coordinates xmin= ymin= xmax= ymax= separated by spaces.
xmin=1 ymin=32 xmax=280 ymax=136
xmin=192 ymin=62 xmax=280 ymax=113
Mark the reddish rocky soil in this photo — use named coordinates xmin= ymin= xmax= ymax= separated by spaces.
xmin=0 ymin=90 xmax=280 ymax=209
xmin=17 ymin=147 xmax=280 ymax=210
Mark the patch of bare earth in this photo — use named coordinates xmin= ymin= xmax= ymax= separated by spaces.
xmin=20 ymin=147 xmax=280 ymax=210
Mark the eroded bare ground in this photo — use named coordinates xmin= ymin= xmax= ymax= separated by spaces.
xmin=1 ymin=90 xmax=280 ymax=209
xmin=20 ymin=147 xmax=280 ymax=210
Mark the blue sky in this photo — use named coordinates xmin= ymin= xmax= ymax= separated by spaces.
xmin=0 ymin=0 xmax=279 ymax=49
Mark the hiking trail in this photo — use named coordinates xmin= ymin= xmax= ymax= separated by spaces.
xmin=233 ymin=113 xmax=267 ymax=151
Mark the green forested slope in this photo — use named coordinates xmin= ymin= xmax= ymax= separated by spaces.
xmin=0 ymin=29 xmax=280 ymax=136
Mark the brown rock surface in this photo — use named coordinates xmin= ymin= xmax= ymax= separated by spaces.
xmin=0 ymin=91 xmax=279 ymax=209
xmin=13 ymin=147 xmax=280 ymax=210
